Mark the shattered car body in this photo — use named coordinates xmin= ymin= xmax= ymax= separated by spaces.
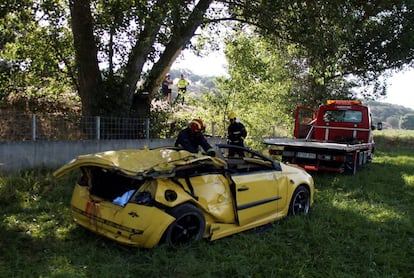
xmin=53 ymin=144 xmax=314 ymax=248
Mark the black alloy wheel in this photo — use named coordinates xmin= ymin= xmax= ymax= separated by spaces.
xmin=164 ymin=203 xmax=205 ymax=247
xmin=288 ymin=186 xmax=311 ymax=216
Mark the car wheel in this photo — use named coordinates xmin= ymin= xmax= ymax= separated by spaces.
xmin=164 ymin=203 xmax=205 ymax=247
xmin=288 ymin=186 xmax=311 ymax=216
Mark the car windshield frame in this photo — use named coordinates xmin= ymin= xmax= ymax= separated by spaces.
xmin=215 ymin=144 xmax=282 ymax=171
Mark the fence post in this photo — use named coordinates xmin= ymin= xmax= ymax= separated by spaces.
xmin=211 ymin=121 xmax=215 ymax=137
xmin=145 ymin=118 xmax=150 ymax=139
xmin=95 ymin=116 xmax=101 ymax=140
xmin=31 ymin=114 xmax=36 ymax=141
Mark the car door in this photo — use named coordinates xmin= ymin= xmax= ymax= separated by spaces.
xmin=229 ymin=157 xmax=284 ymax=226
xmin=294 ymin=106 xmax=315 ymax=139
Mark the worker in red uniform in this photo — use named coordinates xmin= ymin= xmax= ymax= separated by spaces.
xmin=175 ymin=119 xmax=216 ymax=156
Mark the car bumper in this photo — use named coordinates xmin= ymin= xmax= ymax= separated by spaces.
xmin=71 ymin=185 xmax=175 ymax=248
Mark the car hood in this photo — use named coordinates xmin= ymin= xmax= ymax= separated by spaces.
xmin=53 ymin=148 xmax=226 ymax=178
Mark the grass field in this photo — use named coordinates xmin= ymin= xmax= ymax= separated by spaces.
xmin=1 ymin=130 xmax=413 ymax=277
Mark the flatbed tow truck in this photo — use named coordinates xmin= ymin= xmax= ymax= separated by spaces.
xmin=264 ymin=100 xmax=382 ymax=174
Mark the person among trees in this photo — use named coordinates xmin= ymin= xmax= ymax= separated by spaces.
xmin=175 ymin=118 xmax=216 ymax=156
xmin=227 ymin=112 xmax=247 ymax=157
xmin=161 ymin=73 xmax=173 ymax=103
xmin=176 ymin=74 xmax=189 ymax=104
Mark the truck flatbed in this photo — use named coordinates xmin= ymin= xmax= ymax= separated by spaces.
xmin=263 ymin=138 xmax=373 ymax=152
xmin=264 ymin=100 xmax=381 ymax=174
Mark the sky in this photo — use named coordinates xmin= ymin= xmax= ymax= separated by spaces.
xmin=384 ymin=69 xmax=414 ymax=110
xmin=172 ymin=50 xmax=414 ymax=110
xmin=172 ymin=50 xmax=228 ymax=76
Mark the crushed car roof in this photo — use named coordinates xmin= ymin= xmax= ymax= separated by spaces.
xmin=53 ymin=148 xmax=226 ymax=178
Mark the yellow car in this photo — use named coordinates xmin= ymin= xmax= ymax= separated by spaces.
xmin=54 ymin=144 xmax=314 ymax=248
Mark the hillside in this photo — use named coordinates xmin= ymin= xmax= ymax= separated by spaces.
xmin=367 ymin=101 xmax=414 ymax=129
xmin=169 ymin=68 xmax=217 ymax=94
xmin=169 ymin=69 xmax=414 ymax=130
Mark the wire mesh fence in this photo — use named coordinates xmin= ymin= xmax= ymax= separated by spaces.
xmin=0 ymin=112 xmax=150 ymax=141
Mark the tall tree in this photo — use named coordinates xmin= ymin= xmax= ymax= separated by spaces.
xmin=69 ymin=0 xmax=102 ymax=117
xmin=69 ymin=0 xmax=213 ymax=117
xmin=2 ymin=0 xmax=414 ymax=119
xmin=212 ymin=32 xmax=293 ymax=136
xmin=224 ymin=0 xmax=414 ymax=105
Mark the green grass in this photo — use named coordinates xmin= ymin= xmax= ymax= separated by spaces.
xmin=1 ymin=132 xmax=414 ymax=277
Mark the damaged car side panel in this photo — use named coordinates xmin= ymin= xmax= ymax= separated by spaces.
xmin=54 ymin=146 xmax=314 ymax=248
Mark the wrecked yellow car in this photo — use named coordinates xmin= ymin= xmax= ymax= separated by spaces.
xmin=54 ymin=144 xmax=314 ymax=248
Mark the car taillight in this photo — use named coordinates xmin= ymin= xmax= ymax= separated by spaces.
xmin=333 ymin=156 xmax=346 ymax=162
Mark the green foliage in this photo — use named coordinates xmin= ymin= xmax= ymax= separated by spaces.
xmin=373 ymin=129 xmax=414 ymax=151
xmin=2 ymin=0 xmax=414 ymax=119
xmin=0 ymin=0 xmax=77 ymax=112
xmin=399 ymin=113 xmax=414 ymax=130
xmin=220 ymin=31 xmax=356 ymax=122
xmin=149 ymin=102 xmax=188 ymax=139
xmin=1 ymin=132 xmax=414 ymax=276
xmin=213 ymin=33 xmax=293 ymax=137
xmin=226 ymin=0 xmax=414 ymax=99
xmin=2 ymin=0 xmax=215 ymax=116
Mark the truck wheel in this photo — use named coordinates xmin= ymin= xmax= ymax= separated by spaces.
xmin=288 ymin=186 xmax=311 ymax=216
xmin=344 ymin=152 xmax=357 ymax=175
xmin=163 ymin=203 xmax=205 ymax=247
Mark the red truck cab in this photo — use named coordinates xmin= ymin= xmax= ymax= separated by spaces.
xmin=294 ymin=100 xmax=375 ymax=143
xmin=266 ymin=100 xmax=382 ymax=174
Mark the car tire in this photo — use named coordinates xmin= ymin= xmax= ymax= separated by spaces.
xmin=163 ymin=203 xmax=205 ymax=247
xmin=288 ymin=185 xmax=311 ymax=216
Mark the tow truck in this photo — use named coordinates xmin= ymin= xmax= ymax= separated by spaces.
xmin=264 ymin=100 xmax=382 ymax=174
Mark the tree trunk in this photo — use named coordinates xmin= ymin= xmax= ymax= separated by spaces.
xmin=124 ymin=0 xmax=170 ymax=101
xmin=132 ymin=0 xmax=214 ymax=115
xmin=69 ymin=0 xmax=103 ymax=117
xmin=70 ymin=0 xmax=213 ymax=118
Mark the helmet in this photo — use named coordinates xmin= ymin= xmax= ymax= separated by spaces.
xmin=228 ymin=112 xmax=237 ymax=119
xmin=189 ymin=119 xmax=205 ymax=133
